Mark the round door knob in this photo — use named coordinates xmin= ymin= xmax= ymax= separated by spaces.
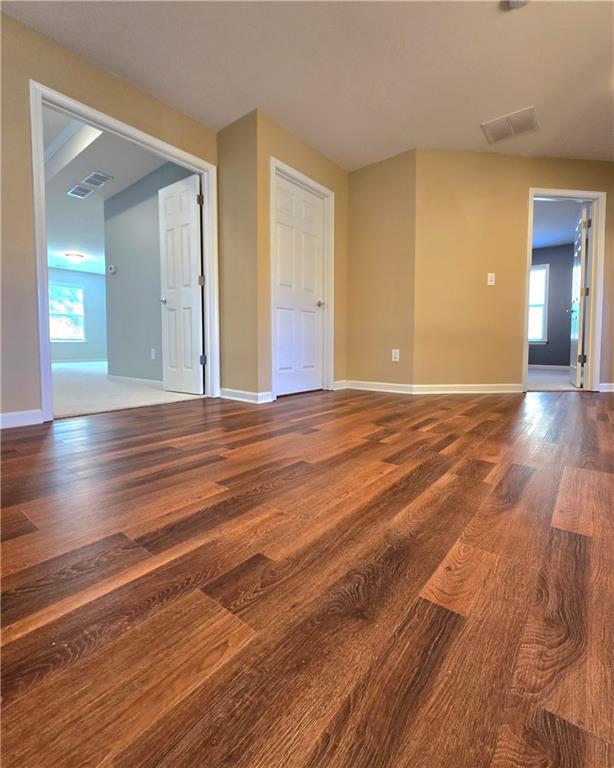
xmin=316 ymin=300 xmax=325 ymax=308
xmin=161 ymin=298 xmax=167 ymax=304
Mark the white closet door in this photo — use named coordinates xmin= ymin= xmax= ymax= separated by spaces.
xmin=272 ymin=175 xmax=325 ymax=396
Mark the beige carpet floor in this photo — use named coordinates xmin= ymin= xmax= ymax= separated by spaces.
xmin=52 ymin=361 xmax=201 ymax=418
xmin=526 ymin=366 xmax=576 ymax=391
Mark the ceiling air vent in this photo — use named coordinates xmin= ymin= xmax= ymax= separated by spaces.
xmin=66 ymin=184 xmax=94 ymax=199
xmin=481 ymin=106 xmax=539 ymax=144
xmin=81 ymin=170 xmax=113 ymax=188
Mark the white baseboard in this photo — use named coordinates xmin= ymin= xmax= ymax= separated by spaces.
xmin=599 ymin=383 xmax=614 ymax=392
xmin=107 ymin=374 xmax=162 ymax=385
xmin=220 ymin=388 xmax=275 ymax=404
xmin=342 ymin=379 xmax=414 ymax=394
xmin=0 ymin=409 xmax=44 ymax=429
xmin=528 ymin=364 xmax=569 ymax=371
xmin=334 ymin=380 xmax=523 ymax=395
xmin=53 ymin=359 xmax=107 ymax=364
xmin=411 ymin=383 xmax=524 ymax=394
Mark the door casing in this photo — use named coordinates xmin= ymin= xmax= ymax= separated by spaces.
xmin=29 ymin=80 xmax=220 ymax=422
xmin=523 ymin=188 xmax=606 ymax=392
xmin=269 ymin=157 xmax=334 ymax=398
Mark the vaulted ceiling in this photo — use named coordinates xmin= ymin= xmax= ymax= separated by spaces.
xmin=5 ymin=1 xmax=614 ymax=170
xmin=43 ymin=105 xmax=167 ymax=273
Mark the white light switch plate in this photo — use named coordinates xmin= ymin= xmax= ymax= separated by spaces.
xmin=487 ymin=273 xmax=496 ymax=286
xmin=392 ymin=349 xmax=400 ymax=362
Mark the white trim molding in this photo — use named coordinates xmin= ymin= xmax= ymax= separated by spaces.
xmin=528 ymin=364 xmax=569 ymax=371
xmin=335 ymin=381 xmax=523 ymax=395
xmin=411 ymin=383 xmax=524 ymax=395
xmin=523 ymin=187 xmax=606 ymax=393
xmin=599 ymin=383 xmax=614 ymax=393
xmin=342 ymin=380 xmax=414 ymax=395
xmin=107 ymin=375 xmax=163 ymax=386
xmin=0 ymin=409 xmax=44 ymax=429
xmin=29 ymin=80 xmax=221 ymax=422
xmin=269 ymin=157 xmax=335 ymax=398
xmin=220 ymin=388 xmax=275 ymax=404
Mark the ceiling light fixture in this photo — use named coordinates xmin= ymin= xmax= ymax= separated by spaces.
xmin=64 ymin=252 xmax=86 ymax=263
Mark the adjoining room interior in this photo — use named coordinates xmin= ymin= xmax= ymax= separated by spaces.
xmin=1 ymin=3 xmax=613 ymax=768
xmin=43 ymin=104 xmax=204 ymax=417
xmin=526 ymin=197 xmax=586 ymax=392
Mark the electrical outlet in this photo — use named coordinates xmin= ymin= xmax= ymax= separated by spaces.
xmin=487 ymin=273 xmax=496 ymax=286
xmin=392 ymin=349 xmax=400 ymax=362
xmin=150 ymin=348 xmax=156 ymax=360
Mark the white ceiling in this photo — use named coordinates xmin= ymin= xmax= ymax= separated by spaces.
xmin=44 ymin=111 xmax=168 ymax=202
xmin=6 ymin=1 xmax=614 ymax=170
xmin=44 ymin=105 xmax=167 ymax=273
xmin=532 ymin=200 xmax=584 ymax=249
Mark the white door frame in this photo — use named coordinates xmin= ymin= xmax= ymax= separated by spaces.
xmin=523 ymin=187 xmax=606 ymax=392
xmin=269 ymin=157 xmax=334 ymax=398
xmin=29 ymin=80 xmax=220 ymax=422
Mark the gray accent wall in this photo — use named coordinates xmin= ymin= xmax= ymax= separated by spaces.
xmin=529 ymin=244 xmax=573 ymax=367
xmin=104 ymin=162 xmax=193 ymax=380
xmin=50 ymin=267 xmax=107 ymax=362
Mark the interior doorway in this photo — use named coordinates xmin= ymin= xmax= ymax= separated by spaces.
xmin=30 ymin=82 xmax=220 ymax=420
xmin=523 ymin=188 xmax=606 ymax=393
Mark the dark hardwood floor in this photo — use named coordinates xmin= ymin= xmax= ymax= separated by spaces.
xmin=1 ymin=389 xmax=612 ymax=767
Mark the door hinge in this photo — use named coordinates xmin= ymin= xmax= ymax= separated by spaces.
xmin=198 ymin=275 xmax=206 ymax=286
xmin=582 ymin=218 xmax=592 ymax=229
xmin=578 ymin=353 xmax=587 ymax=365
xmin=197 ymin=193 xmax=204 ymax=206
xmin=581 ymin=286 xmax=589 ymax=297
xmin=200 ymin=354 xmax=207 ymax=366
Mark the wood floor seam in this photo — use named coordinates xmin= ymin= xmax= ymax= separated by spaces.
xmin=1 ymin=389 xmax=612 ymax=768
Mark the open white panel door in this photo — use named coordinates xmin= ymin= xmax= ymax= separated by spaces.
xmin=569 ymin=206 xmax=589 ymax=388
xmin=159 ymin=174 xmax=204 ymax=395
xmin=272 ymin=174 xmax=325 ymax=396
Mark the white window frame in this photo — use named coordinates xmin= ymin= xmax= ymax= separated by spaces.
xmin=48 ymin=281 xmax=87 ymax=342
xmin=528 ymin=263 xmax=549 ymax=344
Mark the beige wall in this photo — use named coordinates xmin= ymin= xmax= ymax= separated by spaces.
xmin=346 ymin=148 xmax=613 ymax=388
xmin=413 ymin=150 xmax=614 ymax=385
xmin=217 ymin=112 xmax=259 ymax=392
xmin=1 ymin=15 xmax=217 ymax=413
xmin=256 ymin=111 xmax=349 ymax=392
xmin=347 ymin=151 xmax=416 ymax=384
xmin=216 ymin=110 xmax=349 ymax=394
xmin=3 ymin=14 xmax=612 ymax=417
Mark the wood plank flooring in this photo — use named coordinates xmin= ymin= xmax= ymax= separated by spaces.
xmin=1 ymin=389 xmax=613 ymax=767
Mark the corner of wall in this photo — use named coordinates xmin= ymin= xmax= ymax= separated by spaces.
xmin=347 ymin=148 xmax=417 ymax=387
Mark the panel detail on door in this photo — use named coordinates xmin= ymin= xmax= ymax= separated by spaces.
xmin=277 ymin=308 xmax=295 ymax=372
xmin=272 ymin=174 xmax=324 ymax=396
xmin=276 ymin=222 xmax=295 ymax=289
